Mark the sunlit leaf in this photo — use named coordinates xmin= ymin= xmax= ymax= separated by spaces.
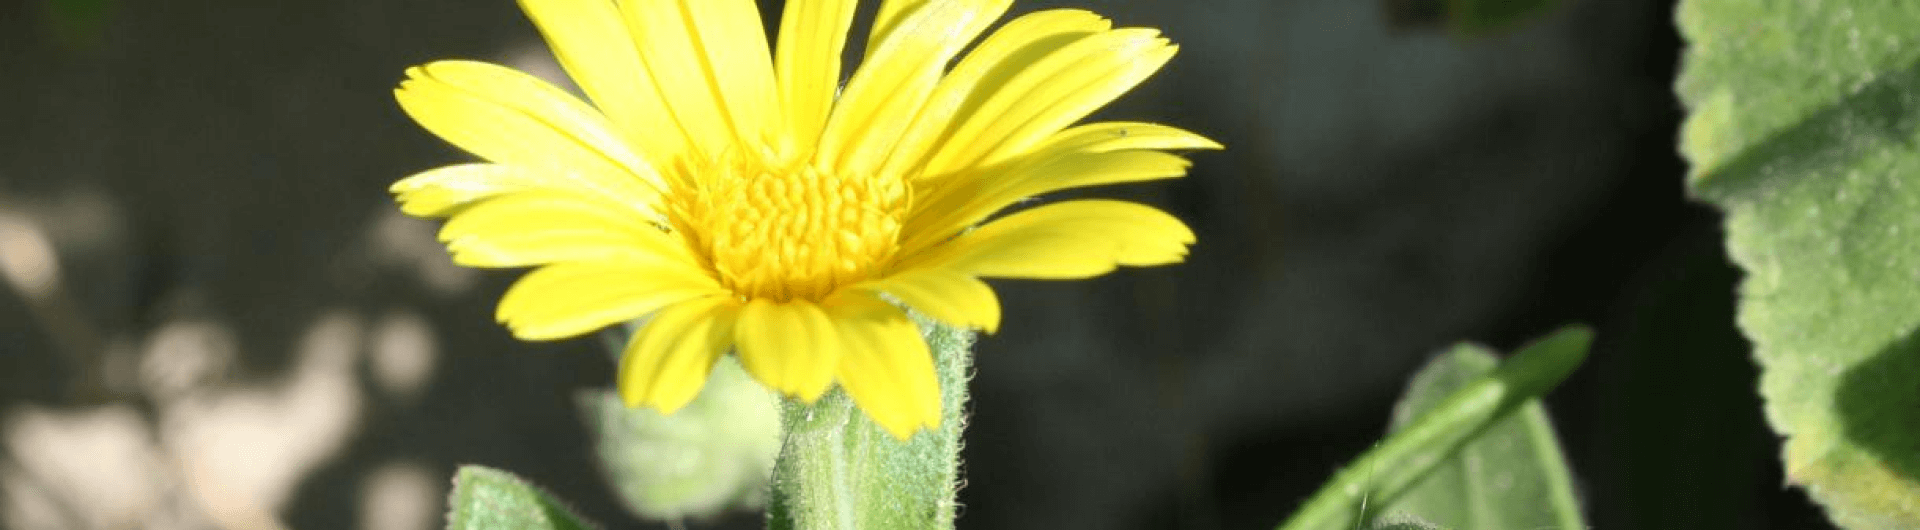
xmin=1678 ymin=1 xmax=1920 ymax=527
xmin=446 ymin=466 xmax=594 ymax=530
xmin=1380 ymin=343 xmax=1584 ymax=530
xmin=1276 ymin=326 xmax=1590 ymax=530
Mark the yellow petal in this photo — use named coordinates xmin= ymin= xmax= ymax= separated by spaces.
xmin=865 ymin=0 xmax=925 ymax=59
xmin=622 ymin=0 xmax=777 ymax=158
xmin=517 ymin=0 xmax=690 ymax=161
xmin=390 ymin=163 xmax=535 ymax=217
xmin=774 ymin=0 xmax=858 ymax=148
xmin=917 ymin=27 xmax=1177 ymax=179
xmin=878 ymin=8 xmax=1111 ymax=179
xmin=619 ymin=295 xmax=740 ymax=412
xmin=394 ymin=61 xmax=666 ymax=203
xmin=902 ymin=148 xmax=1199 ymax=255
xmin=735 ymin=298 xmax=840 ymax=401
xmin=496 ymin=261 xmax=724 ymax=341
xmin=900 ymin=122 xmax=1215 ymax=253
xmin=904 ymin=199 xmax=1194 ymax=279
xmin=438 ymin=190 xmax=689 ymax=268
xmin=859 ymin=268 xmax=1001 ymax=333
xmin=683 ymin=0 xmax=779 ymax=143
xmin=816 ymin=0 xmax=1011 ymax=175
xmin=824 ymin=291 xmax=940 ymax=439
xmin=1034 ymin=121 xmax=1225 ymax=154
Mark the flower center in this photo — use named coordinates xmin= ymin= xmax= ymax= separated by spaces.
xmin=673 ymin=152 xmax=907 ymax=302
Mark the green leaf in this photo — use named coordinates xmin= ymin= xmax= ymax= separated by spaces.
xmin=1677 ymin=1 xmax=1920 ymax=527
xmin=1447 ymin=0 xmax=1560 ymax=35
xmin=1365 ymin=513 xmax=1448 ymax=530
xmin=576 ymin=356 xmax=782 ymax=522
xmin=1275 ymin=325 xmax=1592 ymax=530
xmin=1379 ymin=344 xmax=1584 ymax=530
xmin=446 ymin=465 xmax=596 ymax=530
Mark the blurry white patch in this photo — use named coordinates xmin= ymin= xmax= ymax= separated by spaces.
xmin=370 ymin=208 xmax=478 ymax=297
xmin=4 ymin=308 xmax=381 ymax=530
xmin=358 ymin=461 xmax=439 ymax=530
xmin=369 ymin=308 xmax=438 ymax=402
xmin=2 ymin=462 xmax=69 ymax=530
xmin=1 ymin=404 xmax=168 ymax=530
xmin=0 ymin=212 xmax=61 ymax=301
xmin=139 ymin=319 xmax=239 ymax=402
xmin=501 ymin=43 xmax=575 ymax=94
xmin=0 ymin=187 xmax=123 ymax=263
xmin=161 ymin=309 xmax=364 ymax=527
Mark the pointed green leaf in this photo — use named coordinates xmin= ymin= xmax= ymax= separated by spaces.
xmin=1380 ymin=344 xmax=1584 ymax=530
xmin=1276 ymin=325 xmax=1591 ymax=530
xmin=1677 ymin=1 xmax=1920 ymax=527
xmin=446 ymin=465 xmax=595 ymax=530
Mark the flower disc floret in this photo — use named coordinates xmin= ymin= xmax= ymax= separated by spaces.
xmin=675 ymin=153 xmax=907 ymax=302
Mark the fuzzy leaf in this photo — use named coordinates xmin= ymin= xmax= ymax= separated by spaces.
xmin=446 ymin=466 xmax=594 ymax=530
xmin=766 ymin=316 xmax=974 ymax=530
xmin=1366 ymin=513 xmax=1447 ymax=530
xmin=1677 ymin=1 xmax=1920 ymax=527
xmin=576 ymin=356 xmax=782 ymax=522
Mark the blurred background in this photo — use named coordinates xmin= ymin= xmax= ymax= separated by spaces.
xmin=0 ymin=0 xmax=1843 ymax=528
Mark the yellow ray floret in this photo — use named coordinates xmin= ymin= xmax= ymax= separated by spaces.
xmin=391 ymin=0 xmax=1219 ymax=439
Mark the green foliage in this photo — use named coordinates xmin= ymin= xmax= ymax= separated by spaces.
xmin=1677 ymin=0 xmax=1920 ymax=526
xmin=1381 ymin=344 xmax=1584 ymax=530
xmin=576 ymin=356 xmax=781 ymax=522
xmin=1276 ymin=326 xmax=1591 ymax=530
xmin=446 ymin=466 xmax=595 ymax=530
xmin=40 ymin=0 xmax=114 ymax=48
xmin=766 ymin=318 xmax=973 ymax=530
xmin=1447 ymin=0 xmax=1560 ymax=35
xmin=1365 ymin=513 xmax=1448 ymax=530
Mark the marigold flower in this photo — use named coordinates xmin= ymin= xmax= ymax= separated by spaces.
xmin=391 ymin=0 xmax=1218 ymax=438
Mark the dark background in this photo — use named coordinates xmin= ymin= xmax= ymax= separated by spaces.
xmin=0 ymin=0 xmax=1841 ymax=528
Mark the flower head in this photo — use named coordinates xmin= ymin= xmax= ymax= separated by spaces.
xmin=392 ymin=0 xmax=1219 ymax=438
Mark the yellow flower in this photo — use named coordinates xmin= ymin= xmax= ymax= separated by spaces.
xmin=390 ymin=0 xmax=1218 ymax=438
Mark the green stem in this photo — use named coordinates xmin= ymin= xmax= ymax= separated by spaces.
xmin=767 ymin=320 xmax=973 ymax=530
xmin=1276 ymin=325 xmax=1592 ymax=530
